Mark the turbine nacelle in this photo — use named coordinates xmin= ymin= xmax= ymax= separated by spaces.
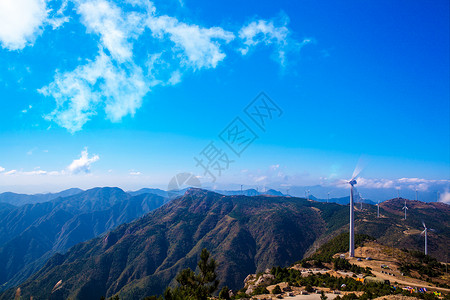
xmin=349 ymin=179 xmax=357 ymax=186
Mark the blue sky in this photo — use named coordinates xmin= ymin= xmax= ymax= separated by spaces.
xmin=0 ymin=0 xmax=449 ymax=199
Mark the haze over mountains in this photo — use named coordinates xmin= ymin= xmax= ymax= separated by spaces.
xmin=3 ymin=181 xmax=448 ymax=206
xmin=0 ymin=188 xmax=448 ymax=299
xmin=0 ymin=188 xmax=83 ymax=206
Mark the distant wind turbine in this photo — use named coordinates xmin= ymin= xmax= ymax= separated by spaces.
xmin=376 ymin=200 xmax=380 ymax=218
xmin=415 ymin=189 xmax=418 ymax=201
xmin=402 ymin=200 xmax=408 ymax=220
xmin=327 ymin=192 xmax=330 ymax=203
xmin=421 ymin=221 xmax=434 ymax=256
xmin=359 ymin=192 xmax=364 ymax=210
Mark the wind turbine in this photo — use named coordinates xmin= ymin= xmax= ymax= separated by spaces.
xmin=327 ymin=192 xmax=330 ymax=203
xmin=415 ymin=189 xmax=418 ymax=201
xmin=421 ymin=222 xmax=434 ymax=256
xmin=345 ymin=168 xmax=362 ymax=257
xmin=348 ymin=177 xmax=357 ymax=257
xmin=376 ymin=200 xmax=380 ymax=218
xmin=359 ymin=192 xmax=364 ymax=210
xmin=402 ymin=200 xmax=408 ymax=220
xmin=339 ymin=157 xmax=366 ymax=258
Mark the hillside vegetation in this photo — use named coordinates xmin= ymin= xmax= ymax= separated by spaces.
xmin=0 ymin=187 xmax=166 ymax=290
xmin=1 ymin=190 xmax=448 ymax=300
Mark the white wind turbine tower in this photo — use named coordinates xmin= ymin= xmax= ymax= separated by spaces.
xmin=327 ymin=192 xmax=330 ymax=203
xmin=342 ymin=163 xmax=364 ymax=258
xmin=421 ymin=221 xmax=434 ymax=256
xmin=348 ymin=177 xmax=358 ymax=257
xmin=376 ymin=200 xmax=380 ymax=218
xmin=402 ymin=200 xmax=408 ymax=220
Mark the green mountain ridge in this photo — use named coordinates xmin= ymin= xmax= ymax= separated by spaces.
xmin=1 ymin=190 xmax=448 ymax=300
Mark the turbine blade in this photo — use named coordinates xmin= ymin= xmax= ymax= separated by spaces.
xmin=351 ymin=156 xmax=368 ymax=180
xmin=422 ymin=221 xmax=426 ymax=228
xmin=338 ymin=179 xmax=348 ymax=185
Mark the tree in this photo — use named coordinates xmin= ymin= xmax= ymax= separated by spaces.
xmin=219 ymin=286 xmax=230 ymax=300
xmin=164 ymin=248 xmax=219 ymax=300
xmin=272 ymin=285 xmax=282 ymax=294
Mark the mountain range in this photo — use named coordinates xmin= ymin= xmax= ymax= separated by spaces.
xmin=0 ymin=187 xmax=166 ymax=290
xmin=1 ymin=189 xmax=448 ymax=300
xmin=0 ymin=188 xmax=83 ymax=206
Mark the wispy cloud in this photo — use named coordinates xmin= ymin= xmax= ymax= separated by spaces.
xmin=147 ymin=14 xmax=235 ymax=69
xmin=27 ymin=147 xmax=38 ymax=155
xmin=22 ymin=105 xmax=33 ymax=114
xmin=238 ymin=15 xmax=312 ymax=66
xmin=77 ymin=0 xmax=146 ymax=62
xmin=40 ymin=51 xmax=149 ymax=132
xmin=29 ymin=0 xmax=311 ymax=132
xmin=0 ymin=166 xmax=5 ymax=173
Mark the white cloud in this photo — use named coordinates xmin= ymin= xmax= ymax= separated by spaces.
xmin=27 ymin=147 xmax=37 ymax=155
xmin=4 ymin=170 xmax=17 ymax=175
xmin=67 ymin=148 xmax=99 ymax=174
xmin=254 ymin=176 xmax=267 ymax=183
xmin=338 ymin=177 xmax=450 ymax=191
xmin=40 ymin=51 xmax=148 ymax=132
xmin=36 ymin=0 xmax=307 ymax=132
xmin=23 ymin=170 xmax=48 ymax=175
xmin=0 ymin=0 xmax=69 ymax=50
xmin=46 ymin=0 xmax=70 ymax=29
xmin=40 ymin=54 xmax=104 ymax=132
xmin=239 ymin=17 xmax=312 ymax=66
xmin=147 ymin=15 xmax=235 ymax=69
xmin=0 ymin=0 xmax=47 ymax=50
xmin=129 ymin=171 xmax=141 ymax=175
xmin=76 ymin=0 xmax=147 ymax=62
xmin=440 ymin=190 xmax=450 ymax=204
xmin=0 ymin=167 xmax=5 ymax=173
xmin=356 ymin=178 xmax=395 ymax=189
xmin=22 ymin=105 xmax=33 ymax=114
